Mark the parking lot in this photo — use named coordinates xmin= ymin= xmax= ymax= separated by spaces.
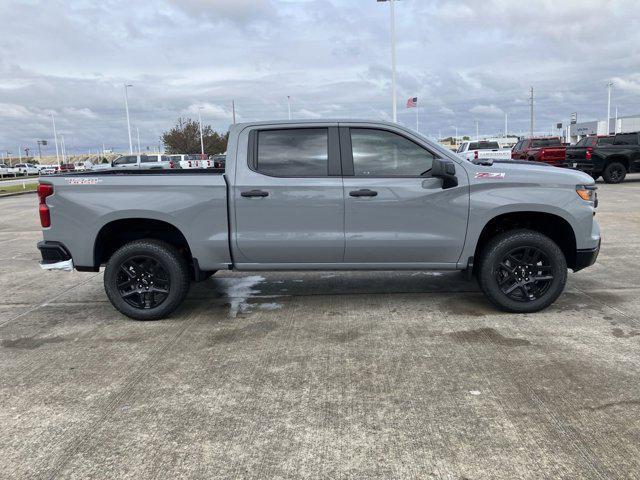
xmin=1 ymin=177 xmax=639 ymax=479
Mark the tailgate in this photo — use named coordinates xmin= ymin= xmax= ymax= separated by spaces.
xmin=566 ymin=148 xmax=586 ymax=161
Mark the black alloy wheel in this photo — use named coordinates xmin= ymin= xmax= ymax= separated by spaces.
xmin=117 ymin=256 xmax=170 ymax=309
xmin=495 ymin=246 xmax=554 ymax=302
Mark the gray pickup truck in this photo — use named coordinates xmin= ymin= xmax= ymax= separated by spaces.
xmin=36 ymin=120 xmax=601 ymax=320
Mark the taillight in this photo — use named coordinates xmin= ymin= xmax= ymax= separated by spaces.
xmin=586 ymin=147 xmax=592 ymax=160
xmin=38 ymin=183 xmax=53 ymax=227
xmin=474 ymin=150 xmax=478 ymax=160
xmin=540 ymin=149 xmax=546 ymax=159
xmin=188 ymin=161 xmax=192 ymax=167
xmin=169 ymin=160 xmax=175 ymax=169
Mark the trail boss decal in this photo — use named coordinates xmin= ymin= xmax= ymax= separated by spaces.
xmin=65 ymin=178 xmax=102 ymax=185
xmin=475 ymin=172 xmax=506 ymax=179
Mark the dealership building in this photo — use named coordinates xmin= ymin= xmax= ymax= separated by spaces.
xmin=567 ymin=114 xmax=640 ymax=143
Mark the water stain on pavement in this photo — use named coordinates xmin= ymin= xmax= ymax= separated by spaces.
xmin=450 ymin=327 xmax=531 ymax=347
xmin=1 ymin=335 xmax=66 ymax=349
xmin=612 ymin=328 xmax=640 ymax=338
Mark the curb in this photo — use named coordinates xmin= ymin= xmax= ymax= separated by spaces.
xmin=0 ymin=190 xmax=37 ymax=198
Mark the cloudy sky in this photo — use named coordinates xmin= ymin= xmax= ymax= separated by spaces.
xmin=1 ymin=0 xmax=639 ymax=154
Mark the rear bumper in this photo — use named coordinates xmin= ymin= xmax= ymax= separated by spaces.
xmin=37 ymin=241 xmax=71 ymax=264
xmin=573 ymin=239 xmax=601 ymax=272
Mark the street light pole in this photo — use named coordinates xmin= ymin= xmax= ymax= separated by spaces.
xmin=60 ymin=135 xmax=66 ymax=163
xmin=606 ymin=81 xmax=613 ymax=135
xmin=50 ymin=113 xmax=60 ymax=165
xmin=378 ymin=0 xmax=397 ymax=122
xmin=198 ymin=107 xmax=205 ymax=156
xmin=475 ymin=120 xmax=479 ymax=141
xmin=124 ymin=84 xmax=134 ymax=154
xmin=287 ymin=96 xmax=291 ymax=120
xmin=136 ymin=127 xmax=141 ymax=154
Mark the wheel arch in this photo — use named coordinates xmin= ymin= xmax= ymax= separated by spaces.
xmin=604 ymin=155 xmax=630 ymax=170
xmin=93 ymin=218 xmax=193 ymax=269
xmin=473 ymin=211 xmax=578 ymax=271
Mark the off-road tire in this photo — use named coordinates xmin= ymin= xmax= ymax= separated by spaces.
xmin=602 ymin=162 xmax=626 ymax=184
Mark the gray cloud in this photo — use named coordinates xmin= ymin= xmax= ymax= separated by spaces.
xmin=0 ymin=0 xmax=638 ymax=155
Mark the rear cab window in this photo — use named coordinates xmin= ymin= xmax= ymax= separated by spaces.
xmin=613 ymin=133 xmax=639 ymax=145
xmin=255 ymin=128 xmax=328 ymax=177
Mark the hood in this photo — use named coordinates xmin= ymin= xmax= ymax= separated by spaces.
xmin=464 ymin=159 xmax=594 ymax=187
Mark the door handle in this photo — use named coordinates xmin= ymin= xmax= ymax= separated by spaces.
xmin=349 ymin=189 xmax=378 ymax=197
xmin=241 ymin=189 xmax=269 ymax=198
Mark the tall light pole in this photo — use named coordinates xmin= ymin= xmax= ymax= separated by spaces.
xmin=136 ymin=127 xmax=141 ymax=154
xmin=504 ymin=113 xmax=508 ymax=137
xmin=197 ymin=106 xmax=205 ymax=156
xmin=606 ymin=81 xmax=613 ymax=135
xmin=124 ymin=84 xmax=134 ymax=154
xmin=287 ymin=96 xmax=291 ymax=120
xmin=60 ymin=134 xmax=67 ymax=163
xmin=378 ymin=0 xmax=397 ymax=122
xmin=475 ymin=120 xmax=479 ymax=141
xmin=529 ymin=86 xmax=534 ymax=137
xmin=50 ymin=113 xmax=60 ymax=165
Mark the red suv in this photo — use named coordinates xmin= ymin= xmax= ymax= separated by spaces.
xmin=511 ymin=137 xmax=566 ymax=166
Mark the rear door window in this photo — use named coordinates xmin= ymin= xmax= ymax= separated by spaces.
xmin=114 ymin=155 xmax=137 ymax=165
xmin=256 ymin=128 xmax=328 ymax=177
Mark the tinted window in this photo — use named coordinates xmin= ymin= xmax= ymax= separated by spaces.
xmin=614 ymin=133 xmax=638 ymax=145
xmin=140 ymin=155 xmax=155 ymax=163
xmin=468 ymin=141 xmax=499 ymax=150
xmin=532 ymin=138 xmax=561 ymax=148
xmin=598 ymin=136 xmax=614 ymax=145
xmin=575 ymin=137 xmax=589 ymax=147
xmin=350 ymin=128 xmax=436 ymax=176
xmin=257 ymin=128 xmax=328 ymax=176
xmin=114 ymin=155 xmax=137 ymax=165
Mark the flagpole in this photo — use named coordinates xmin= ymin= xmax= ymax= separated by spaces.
xmin=416 ymin=100 xmax=419 ymax=134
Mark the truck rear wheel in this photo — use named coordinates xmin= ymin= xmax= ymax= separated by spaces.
xmin=602 ymin=162 xmax=626 ymax=184
xmin=477 ymin=230 xmax=567 ymax=313
xmin=104 ymin=239 xmax=190 ymax=320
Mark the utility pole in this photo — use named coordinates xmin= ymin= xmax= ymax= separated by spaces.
xmin=50 ymin=113 xmax=60 ymax=165
xmin=607 ymin=81 xmax=613 ymax=135
xmin=232 ymin=100 xmax=236 ymax=125
xmin=529 ymin=86 xmax=534 ymax=137
xmin=60 ymin=135 xmax=67 ymax=163
xmin=378 ymin=0 xmax=397 ymax=122
xmin=287 ymin=96 xmax=291 ymax=120
xmin=197 ymin=107 xmax=205 ymax=156
xmin=136 ymin=127 xmax=141 ymax=154
xmin=124 ymin=84 xmax=134 ymax=154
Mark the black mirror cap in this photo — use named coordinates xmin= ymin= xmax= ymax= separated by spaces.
xmin=432 ymin=158 xmax=458 ymax=189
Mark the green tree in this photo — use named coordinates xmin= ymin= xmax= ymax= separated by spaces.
xmin=162 ymin=118 xmax=228 ymax=155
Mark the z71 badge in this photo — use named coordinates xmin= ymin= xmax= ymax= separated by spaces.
xmin=475 ymin=172 xmax=506 ymax=179
xmin=66 ymin=177 xmax=102 ymax=185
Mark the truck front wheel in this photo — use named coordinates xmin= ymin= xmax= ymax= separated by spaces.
xmin=104 ymin=239 xmax=190 ymax=320
xmin=477 ymin=230 xmax=567 ymax=313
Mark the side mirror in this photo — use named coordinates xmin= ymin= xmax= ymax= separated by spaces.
xmin=431 ymin=158 xmax=458 ymax=189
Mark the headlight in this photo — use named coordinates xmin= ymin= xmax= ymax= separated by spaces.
xmin=576 ymin=185 xmax=597 ymax=207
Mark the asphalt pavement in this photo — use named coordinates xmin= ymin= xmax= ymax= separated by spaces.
xmin=1 ymin=177 xmax=639 ymax=479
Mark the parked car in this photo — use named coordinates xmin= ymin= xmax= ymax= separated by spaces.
xmin=13 ymin=163 xmax=39 ymax=175
xmin=563 ymin=132 xmax=640 ymax=183
xmin=456 ymin=141 xmax=512 ymax=162
xmin=511 ymin=137 xmax=566 ymax=166
xmin=112 ymin=154 xmax=179 ymax=170
xmin=0 ymin=163 xmax=10 ymax=175
xmin=73 ymin=162 xmax=87 ymax=172
xmin=169 ymin=154 xmax=201 ymax=169
xmin=37 ymin=120 xmax=600 ymax=320
xmin=58 ymin=163 xmax=76 ymax=173
xmin=211 ymin=154 xmax=226 ymax=169
xmin=39 ymin=165 xmax=58 ymax=175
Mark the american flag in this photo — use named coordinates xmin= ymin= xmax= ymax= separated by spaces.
xmin=406 ymin=96 xmax=417 ymax=108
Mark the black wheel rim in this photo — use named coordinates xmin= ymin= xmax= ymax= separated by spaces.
xmin=116 ymin=256 xmax=170 ymax=309
xmin=610 ymin=167 xmax=622 ymax=182
xmin=495 ymin=247 xmax=554 ymax=302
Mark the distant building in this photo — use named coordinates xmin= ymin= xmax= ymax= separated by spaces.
xmin=568 ymin=114 xmax=640 ymax=143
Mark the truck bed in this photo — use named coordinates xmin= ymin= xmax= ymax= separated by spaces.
xmin=40 ymin=170 xmax=231 ymax=271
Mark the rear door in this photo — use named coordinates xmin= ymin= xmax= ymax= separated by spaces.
xmin=340 ymin=125 xmax=469 ymax=266
xmin=233 ymin=125 xmax=345 ymax=265
xmin=112 ymin=155 xmax=139 ymax=170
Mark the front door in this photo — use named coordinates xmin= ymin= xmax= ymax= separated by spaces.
xmin=233 ymin=126 xmax=345 ymax=265
xmin=340 ymin=126 xmax=469 ymax=266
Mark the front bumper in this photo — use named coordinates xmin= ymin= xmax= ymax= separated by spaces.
xmin=573 ymin=239 xmax=601 ymax=272
xmin=37 ymin=241 xmax=74 ymax=271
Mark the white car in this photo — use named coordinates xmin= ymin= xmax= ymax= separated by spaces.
xmin=112 ymin=154 xmax=177 ymax=170
xmin=456 ymin=141 xmax=512 ymax=162
xmin=73 ymin=162 xmax=87 ymax=172
xmin=39 ymin=165 xmax=58 ymax=175
xmin=0 ymin=163 xmax=10 ymax=175
xmin=12 ymin=163 xmax=39 ymax=175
